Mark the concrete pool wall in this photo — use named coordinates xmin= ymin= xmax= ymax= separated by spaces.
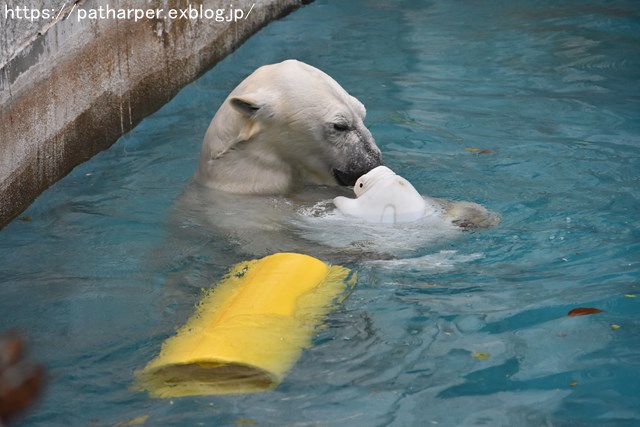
xmin=0 ymin=0 xmax=308 ymax=228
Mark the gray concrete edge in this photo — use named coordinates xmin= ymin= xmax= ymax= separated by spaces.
xmin=0 ymin=0 xmax=309 ymax=228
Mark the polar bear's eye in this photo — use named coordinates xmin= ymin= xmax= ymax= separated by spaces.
xmin=359 ymin=182 xmax=364 ymax=188
xmin=333 ymin=123 xmax=350 ymax=132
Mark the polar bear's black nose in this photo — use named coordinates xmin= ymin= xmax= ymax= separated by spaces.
xmin=333 ymin=150 xmax=383 ymax=186
xmin=333 ymin=169 xmax=359 ymax=187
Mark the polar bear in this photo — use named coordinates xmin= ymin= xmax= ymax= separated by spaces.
xmin=194 ymin=59 xmax=383 ymax=194
xmin=176 ymin=60 xmax=496 ymax=265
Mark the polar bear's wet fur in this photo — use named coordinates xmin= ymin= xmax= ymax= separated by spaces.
xmin=192 ymin=59 xmax=498 ymax=231
xmin=194 ymin=59 xmax=383 ymax=194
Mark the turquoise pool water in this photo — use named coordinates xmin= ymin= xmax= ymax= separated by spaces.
xmin=2 ymin=0 xmax=639 ymax=425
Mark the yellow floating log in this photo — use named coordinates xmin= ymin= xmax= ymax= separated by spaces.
xmin=135 ymin=252 xmax=356 ymax=398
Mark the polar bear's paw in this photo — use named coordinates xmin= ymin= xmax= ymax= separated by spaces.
xmin=443 ymin=200 xmax=500 ymax=229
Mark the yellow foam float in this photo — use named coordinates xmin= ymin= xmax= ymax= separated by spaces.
xmin=135 ymin=252 xmax=356 ymax=398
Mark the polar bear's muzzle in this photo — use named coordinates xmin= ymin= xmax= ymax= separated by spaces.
xmin=332 ymin=142 xmax=383 ymax=187
xmin=333 ymin=169 xmax=358 ymax=187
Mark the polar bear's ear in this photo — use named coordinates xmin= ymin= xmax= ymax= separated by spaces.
xmin=228 ymin=96 xmax=264 ymax=142
xmin=229 ymin=96 xmax=262 ymax=117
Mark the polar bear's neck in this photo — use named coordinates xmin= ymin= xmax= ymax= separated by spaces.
xmin=199 ymin=142 xmax=296 ymax=195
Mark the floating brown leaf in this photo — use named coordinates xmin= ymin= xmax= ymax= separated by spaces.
xmin=567 ymin=307 xmax=604 ymax=317
xmin=464 ymin=147 xmax=494 ymax=154
xmin=472 ymin=352 xmax=490 ymax=360
xmin=235 ymin=419 xmax=258 ymax=426
xmin=113 ymin=415 xmax=149 ymax=427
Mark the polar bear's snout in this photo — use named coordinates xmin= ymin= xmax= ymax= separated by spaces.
xmin=332 ymin=124 xmax=383 ymax=187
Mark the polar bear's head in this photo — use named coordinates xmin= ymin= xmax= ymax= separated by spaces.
xmin=195 ymin=60 xmax=383 ymax=194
